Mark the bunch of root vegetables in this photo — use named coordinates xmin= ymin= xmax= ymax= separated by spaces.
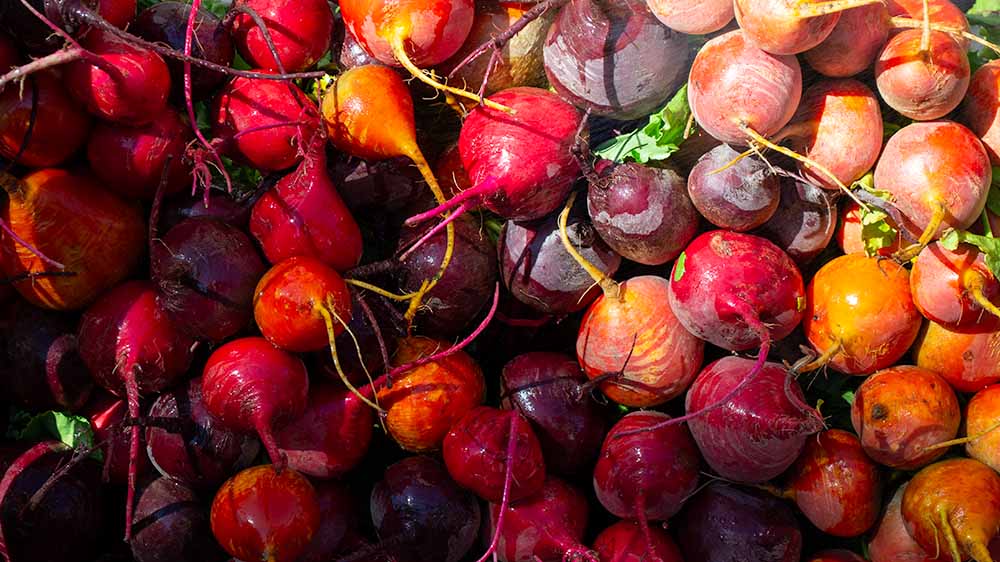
xmin=3 ymin=0 xmax=1000 ymax=561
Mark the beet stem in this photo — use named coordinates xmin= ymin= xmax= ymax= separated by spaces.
xmin=891 ymin=16 xmax=1000 ymax=54
xmin=398 ymin=199 xmax=473 ymax=262
xmin=922 ymin=419 xmax=1000 ymax=452
xmin=148 ymin=155 xmax=173 ymax=257
xmin=124 ymin=364 xmax=141 ymax=541
xmin=388 ymin=35 xmax=512 ymax=113
xmin=0 ymin=213 xmax=67 ymax=270
xmin=231 ymin=120 xmax=310 ymax=141
xmin=345 ymin=258 xmax=400 ymax=279
xmin=225 ymin=4 xmax=287 ymax=74
xmin=256 ymin=419 xmax=287 ymax=473
xmin=21 ymin=440 xmax=104 ymax=518
xmin=937 ymin=507 xmax=962 ymax=562
xmin=0 ymin=47 xmax=85 ymax=92
xmin=357 ymin=294 xmax=394 ymax=387
xmin=315 ymin=301 xmax=386 ymax=412
xmin=792 ymin=0 xmax=884 ymax=17
xmin=405 ymin=177 xmax=498 ymax=226
xmin=893 ymin=202 xmax=945 ymax=262
xmin=473 ymin=412 xmax=519 ymax=562
xmin=16 ymin=0 xmax=124 ymax=81
xmin=557 ymin=191 xmax=620 ymax=299
xmin=963 ymin=270 xmax=1000 ymax=321
xmin=344 ymin=278 xmax=419 ymax=302
xmin=185 ymin=0 xmax=232 ymax=196
xmin=0 ymin=270 xmax=77 ymax=285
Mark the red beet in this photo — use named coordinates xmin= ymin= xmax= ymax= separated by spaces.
xmin=0 ymin=71 xmax=92 ymax=168
xmin=491 ymin=477 xmax=597 ymax=562
xmin=499 ymin=197 xmax=620 ymax=315
xmin=851 ymin=365 xmax=960 ymax=470
xmin=86 ymin=109 xmax=192 ymax=200
xmin=65 ymin=31 xmax=171 ymax=125
xmin=784 ymin=429 xmax=882 ymax=537
xmin=677 ymin=483 xmax=802 ymax=562
xmin=146 ymin=378 xmax=260 ymax=490
xmin=876 ymin=30 xmax=969 ymax=121
xmin=275 ymin=381 xmax=373 ymax=478
xmin=201 ymin=337 xmax=310 ymax=470
xmin=592 ymin=520 xmax=684 ymax=562
xmin=130 ymin=477 xmax=226 ymax=562
xmin=688 ymin=30 xmax=801 ymax=145
xmin=687 ymin=145 xmax=781 ymax=231
xmin=754 ymin=175 xmax=838 ymax=264
xmin=230 ymin=0 xmax=334 ymax=73
xmin=646 ymin=0 xmax=733 ymax=34
xmin=85 ymin=392 xmax=150 ymax=485
xmin=250 ymin=148 xmax=362 ymax=271
xmin=686 ymin=356 xmax=822 ymax=483
xmin=868 ymin=483 xmax=935 ymax=562
xmin=914 ymin=321 xmax=1000 ymax=393
xmin=911 ymin=241 xmax=1000 ymax=330
xmin=2 ymin=299 xmax=92 ymax=411
xmin=500 ymin=352 xmax=611 ymax=476
xmin=542 ymin=0 xmax=687 ymax=120
xmin=443 ymin=406 xmax=545 ymax=503
xmin=151 ymin=217 xmax=267 ymax=342
xmin=133 ymin=2 xmax=235 ymax=100
xmin=803 ymin=4 xmax=890 ymax=77
xmin=594 ymin=411 xmax=700 ymax=525
xmin=212 ymin=76 xmax=318 ymax=172
xmin=211 ymin=465 xmax=320 ymax=562
xmin=371 ymin=456 xmax=481 ymax=562
xmin=587 ymin=161 xmax=697 ymax=265
xmin=0 ymin=442 xmax=104 ymax=562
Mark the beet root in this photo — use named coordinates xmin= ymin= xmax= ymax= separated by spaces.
xmin=0 ymin=71 xmax=92 ymax=168
xmin=914 ymin=321 xmax=1000 ymax=393
xmin=869 ymin=483 xmax=935 ymax=562
xmin=686 ymin=145 xmax=780 ymax=232
xmin=229 ymin=0 xmax=334 ymax=73
xmin=592 ymin=520 xmax=683 ymax=562
xmin=754 ymin=175 xmax=838 ymax=264
xmin=491 ymin=477 xmax=597 ymax=562
xmin=803 ymin=4 xmax=890 ymax=78
xmin=965 ymin=385 xmax=1000 ymax=474
xmin=130 ymin=477 xmax=226 ymax=562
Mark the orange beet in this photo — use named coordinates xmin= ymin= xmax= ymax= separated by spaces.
xmin=965 ymin=385 xmax=1000 ymax=473
xmin=914 ymin=321 xmax=1000 ymax=393
xmin=0 ymin=169 xmax=144 ymax=310
xmin=378 ymin=336 xmax=486 ymax=452
xmin=851 ymin=365 xmax=960 ymax=470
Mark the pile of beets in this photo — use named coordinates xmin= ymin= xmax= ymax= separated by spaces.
xmin=3 ymin=0 xmax=1000 ymax=560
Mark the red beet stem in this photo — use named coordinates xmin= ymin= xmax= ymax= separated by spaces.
xmin=0 ymin=48 xmax=85 ymax=92
xmin=474 ymin=411 xmax=519 ymax=562
xmin=398 ymin=200 xmax=475 ymax=262
xmin=123 ymin=362 xmax=141 ymax=541
xmin=635 ymin=494 xmax=656 ymax=562
xmin=405 ymin=177 xmax=499 ymax=226
xmin=15 ymin=0 xmax=124 ymax=80
xmin=0 ymin=215 xmax=66 ymax=270
xmin=255 ymin=417 xmax=287 ymax=473
xmin=231 ymin=120 xmax=311 ymax=140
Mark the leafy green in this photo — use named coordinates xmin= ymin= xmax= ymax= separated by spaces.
xmin=7 ymin=409 xmax=102 ymax=460
xmin=850 ymin=173 xmax=899 ymax=256
xmin=673 ymin=252 xmax=687 ymax=282
xmin=594 ymin=85 xmax=691 ymax=164
xmin=940 ymin=229 xmax=1000 ymax=278
xmin=989 ymin=167 xmax=1000 ymax=217
xmin=969 ymin=1 xmax=1000 ymax=70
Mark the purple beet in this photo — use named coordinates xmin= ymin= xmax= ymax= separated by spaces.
xmin=310 ymin=290 xmax=403 ymax=383
xmin=500 ymin=352 xmax=611 ymax=476
xmin=161 ymin=188 xmax=254 ymax=231
xmin=329 ymin=154 xmax=422 ymax=214
xmin=370 ymin=456 xmax=481 ymax=562
xmin=754 ymin=175 xmax=838 ymax=264
xmin=0 ymin=441 xmax=104 ymax=562
xmin=587 ymin=161 xmax=697 ymax=265
xmin=129 ymin=477 xmax=226 ymax=562
xmin=2 ymin=300 xmax=92 ymax=411
xmin=543 ymin=0 xmax=687 ymax=120
xmin=297 ymin=480 xmax=362 ymax=562
xmin=677 ymin=483 xmax=802 ymax=562
xmin=151 ymin=217 xmax=267 ymax=342
xmin=499 ymin=196 xmax=621 ymax=315
xmin=688 ymin=144 xmax=781 ymax=231
xmin=686 ymin=356 xmax=822 ymax=483
xmin=145 ymin=378 xmax=260 ymax=491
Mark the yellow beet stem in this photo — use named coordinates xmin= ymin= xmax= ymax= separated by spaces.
xmin=315 ymin=303 xmax=384 ymax=412
xmin=557 ymin=191 xmax=621 ymax=300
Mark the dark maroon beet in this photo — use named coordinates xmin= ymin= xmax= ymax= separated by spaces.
xmin=677 ymin=483 xmax=802 ymax=562
xmin=491 ymin=477 xmax=596 ymax=562
xmin=275 ymin=381 xmax=373 ymax=478
xmin=543 ymin=0 xmax=687 ymax=120
xmin=587 ymin=161 xmax=697 ymax=265
xmin=754 ymin=175 xmax=838 ymax=264
xmin=85 ymin=392 xmax=150 ymax=485
xmin=442 ymin=407 xmax=546 ymax=503
xmin=593 ymin=411 xmax=700 ymax=523
xmin=329 ymin=154 xmax=422 ymax=214
xmin=499 ymin=197 xmax=621 ymax=315
xmin=310 ymin=290 xmax=403 ymax=383
xmin=151 ymin=218 xmax=267 ymax=342
xmin=2 ymin=300 xmax=92 ymax=411
xmin=130 ymin=477 xmax=226 ymax=562
xmin=371 ymin=456 xmax=481 ymax=562
xmin=500 ymin=352 xmax=611 ymax=476
xmin=686 ymin=356 xmax=822 ymax=483
xmin=145 ymin=378 xmax=260 ymax=491
xmin=398 ymin=217 xmax=498 ymax=336
xmin=133 ymin=1 xmax=235 ymax=100
xmin=161 ymin=188 xmax=253 ymax=231
xmin=0 ymin=441 xmax=104 ymax=562
xmin=297 ymin=480 xmax=362 ymax=562
xmin=688 ymin=144 xmax=781 ymax=231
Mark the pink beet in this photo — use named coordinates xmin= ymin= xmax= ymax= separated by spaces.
xmin=592 ymin=520 xmax=684 ymax=562
xmin=491 ymin=477 xmax=598 ymax=562
xmin=229 ymin=0 xmax=334 ymax=73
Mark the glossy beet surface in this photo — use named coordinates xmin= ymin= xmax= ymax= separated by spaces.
xmin=914 ymin=322 xmax=1000 ymax=393
xmin=491 ymin=477 xmax=592 ymax=562
xmin=593 ymin=520 xmax=684 ymax=562
xmin=371 ymin=456 xmax=481 ymax=562
xmin=0 ymin=71 xmax=92 ymax=168
xmin=230 ymin=0 xmax=334 ymax=73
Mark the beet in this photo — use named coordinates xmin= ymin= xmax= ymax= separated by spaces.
xmin=809 ymin=551 xmax=866 ymax=562
xmin=500 ymin=352 xmax=611 ymax=476
xmin=329 ymin=155 xmax=422 ymax=215
xmin=2 ymin=300 xmax=92 ymax=411
xmin=911 ymin=241 xmax=1000 ymax=330
xmin=491 ymin=477 xmax=596 ymax=562
xmin=371 ymin=456 xmax=481 ymax=562
xmin=594 ymin=411 xmax=700 ymax=525
xmin=275 ymin=381 xmax=373 ymax=478
xmin=201 ymin=337 xmax=310 ymax=470
xmin=250 ymin=147 xmax=363 ymax=271
xmin=754 ymin=175 xmax=837 ymax=264
xmin=687 ymin=145 xmax=780 ymax=231
xmin=146 ymin=378 xmax=260 ymax=490
xmin=151 ymin=217 xmax=267 ymax=342
xmin=803 ymin=4 xmax=890 ymax=78
xmin=130 ymin=477 xmax=226 ymax=562
xmin=592 ymin=520 xmax=684 ymax=562
xmin=646 ymin=0 xmax=733 ymax=34
xmin=543 ymin=0 xmax=687 ymax=120
xmin=499 ymin=196 xmax=620 ymax=315
xmin=851 ymin=365 xmax=960 ymax=470
xmin=587 ymin=161 xmax=697 ymax=265
xmin=965 ymin=59 xmax=1000 ymax=165
xmin=686 ymin=356 xmax=822 ymax=483
xmin=229 ymin=0 xmax=334 ymax=73
xmin=875 ymin=30 xmax=969 ymax=121
xmin=297 ymin=480 xmax=361 ymax=562
xmin=677 ymin=483 xmax=802 ymax=562
xmin=784 ymin=429 xmax=882 ymax=537
xmin=965 ymin=385 xmax=1000 ymax=473
xmin=86 ymin=109 xmax=192 ymax=201
xmin=0 ymin=71 xmax=92 ymax=168
xmin=734 ymin=0 xmax=853 ymax=55
xmin=868 ymin=483 xmax=934 ymax=562
xmin=133 ymin=1 xmax=235 ymax=100
xmin=310 ymin=291 xmax=403 ymax=383
xmin=162 ymin=189 xmax=252 ymax=230
xmin=914 ymin=321 xmax=1000 ymax=393
xmin=443 ymin=406 xmax=545 ymax=503
xmin=211 ymin=465 xmax=320 ymax=562
xmin=0 ymin=442 xmax=104 ymax=562
xmin=85 ymin=393 xmax=150 ymax=485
